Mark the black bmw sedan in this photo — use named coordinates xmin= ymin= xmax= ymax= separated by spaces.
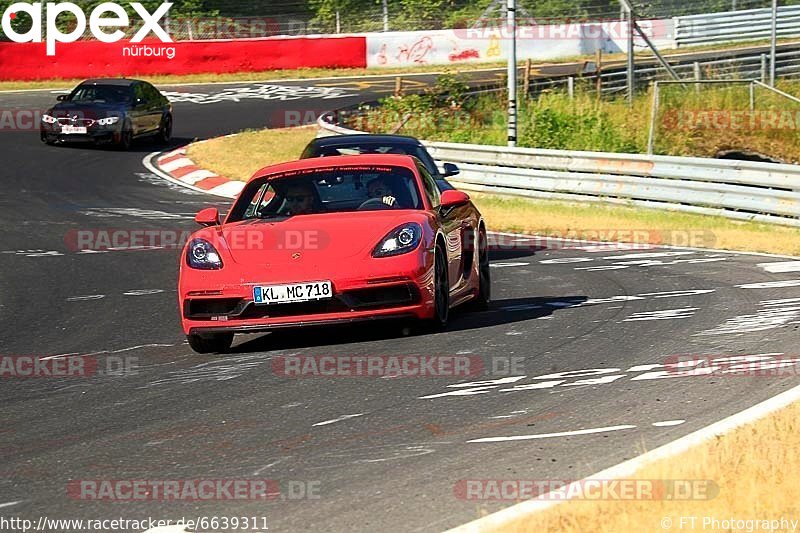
xmin=40 ymin=78 xmax=172 ymax=150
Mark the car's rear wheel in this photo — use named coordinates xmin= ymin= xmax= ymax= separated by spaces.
xmin=158 ymin=114 xmax=172 ymax=144
xmin=117 ymin=120 xmax=133 ymax=151
xmin=471 ymin=227 xmax=491 ymax=310
xmin=423 ymin=244 xmax=449 ymax=330
xmin=187 ymin=332 xmax=233 ymax=354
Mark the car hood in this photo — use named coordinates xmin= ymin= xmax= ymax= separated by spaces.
xmin=216 ymin=211 xmax=428 ymax=265
xmin=48 ymin=102 xmax=125 ymax=118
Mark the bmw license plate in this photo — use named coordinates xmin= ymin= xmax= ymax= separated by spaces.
xmin=61 ymin=125 xmax=87 ymax=134
xmin=253 ymin=280 xmax=332 ymax=305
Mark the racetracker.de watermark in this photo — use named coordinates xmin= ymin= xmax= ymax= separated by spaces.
xmin=454 ymin=479 xmax=719 ymax=501
xmin=453 ymin=18 xmax=669 ymax=40
xmin=663 ymin=354 xmax=800 ymax=378
xmin=485 ymin=230 xmax=717 ymax=251
xmin=0 ymin=355 xmax=138 ymax=378
xmin=272 ymin=355 xmax=485 ymax=378
xmin=64 ymin=228 xmax=329 ymax=252
xmin=662 ymin=109 xmax=800 ymax=131
xmin=67 ymin=479 xmax=321 ymax=501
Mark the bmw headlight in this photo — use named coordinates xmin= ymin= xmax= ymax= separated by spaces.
xmin=97 ymin=116 xmax=120 ymax=126
xmin=187 ymin=238 xmax=223 ymax=270
xmin=41 ymin=114 xmax=57 ymax=124
xmin=372 ymin=223 xmax=422 ymax=257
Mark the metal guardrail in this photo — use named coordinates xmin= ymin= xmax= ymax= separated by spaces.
xmin=675 ymin=5 xmax=800 ymax=47
xmin=317 ymin=113 xmax=800 ymax=227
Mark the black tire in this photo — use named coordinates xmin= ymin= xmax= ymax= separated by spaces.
xmin=40 ymin=130 xmax=55 ymax=145
xmin=157 ymin=114 xmax=172 ymax=144
xmin=117 ymin=120 xmax=133 ymax=151
xmin=423 ymin=244 xmax=449 ymax=330
xmin=187 ymin=332 xmax=233 ymax=354
xmin=470 ymin=227 xmax=491 ymax=310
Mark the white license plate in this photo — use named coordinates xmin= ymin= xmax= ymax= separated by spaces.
xmin=253 ymin=280 xmax=332 ymax=305
xmin=61 ymin=125 xmax=87 ymax=134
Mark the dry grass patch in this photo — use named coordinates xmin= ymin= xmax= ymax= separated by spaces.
xmin=470 ymin=193 xmax=800 ymax=257
xmin=186 ymin=126 xmax=317 ymax=182
xmin=486 ymin=400 xmax=800 ymax=532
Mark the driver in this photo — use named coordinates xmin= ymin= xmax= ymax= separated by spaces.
xmin=366 ymin=177 xmax=398 ymax=207
xmin=282 ymin=182 xmax=318 ymax=215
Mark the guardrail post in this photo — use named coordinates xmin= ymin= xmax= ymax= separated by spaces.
xmin=395 ymin=77 xmax=403 ymax=97
xmin=568 ymin=76 xmax=574 ymax=99
xmin=595 ymin=49 xmax=603 ymax=100
xmin=760 ymin=54 xmax=768 ymax=84
xmin=523 ymin=59 xmax=531 ymax=98
xmin=693 ymin=62 xmax=701 ymax=93
xmin=647 ymin=82 xmax=660 ymax=155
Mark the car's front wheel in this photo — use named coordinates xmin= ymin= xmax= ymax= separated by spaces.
xmin=158 ymin=114 xmax=172 ymax=144
xmin=40 ymin=130 xmax=55 ymax=145
xmin=187 ymin=332 xmax=233 ymax=354
xmin=117 ymin=120 xmax=133 ymax=150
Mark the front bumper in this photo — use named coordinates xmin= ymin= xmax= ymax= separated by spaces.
xmin=41 ymin=123 xmax=120 ymax=144
xmin=179 ymin=257 xmax=436 ymax=336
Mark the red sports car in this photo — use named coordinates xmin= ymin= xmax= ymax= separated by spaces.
xmin=178 ymin=154 xmax=490 ymax=354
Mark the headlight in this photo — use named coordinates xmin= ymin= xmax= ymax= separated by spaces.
xmin=97 ymin=116 xmax=120 ymax=126
xmin=372 ymin=223 xmax=422 ymax=257
xmin=41 ymin=114 xmax=57 ymax=124
xmin=186 ymin=238 xmax=223 ymax=270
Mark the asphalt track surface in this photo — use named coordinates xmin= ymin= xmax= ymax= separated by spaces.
xmin=1 ymin=72 xmax=800 ymax=533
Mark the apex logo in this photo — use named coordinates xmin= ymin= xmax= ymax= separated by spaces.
xmin=1 ymin=2 xmax=173 ymax=56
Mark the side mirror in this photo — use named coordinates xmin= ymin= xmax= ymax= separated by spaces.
xmin=56 ymin=94 xmax=68 ymax=102
xmin=440 ymin=190 xmax=470 ymax=209
xmin=443 ymin=163 xmax=460 ymax=177
xmin=195 ymin=207 xmax=220 ymax=227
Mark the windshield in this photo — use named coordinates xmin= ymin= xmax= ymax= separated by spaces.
xmin=69 ymin=85 xmax=132 ymax=104
xmin=228 ymin=165 xmax=423 ymax=222
xmin=304 ymin=142 xmax=441 ymax=177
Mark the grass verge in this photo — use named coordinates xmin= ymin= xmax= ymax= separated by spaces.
xmin=487 ymin=400 xmax=800 ymax=532
xmin=186 ymin=126 xmax=800 ymax=257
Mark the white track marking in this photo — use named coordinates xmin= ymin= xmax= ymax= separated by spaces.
xmin=66 ymin=295 xmax=106 ymax=301
xmin=652 ymin=420 xmax=685 ymax=427
xmin=758 ymin=261 xmax=800 ymax=273
xmin=697 ymin=299 xmax=800 ymax=335
xmin=312 ymin=413 xmax=365 ymax=427
xmin=601 ymin=251 xmax=695 ymax=260
xmin=123 ymin=289 xmax=165 ymax=296
xmin=467 ymin=425 xmax=636 ymax=443
xmin=40 ymin=353 xmax=81 ymax=361
xmin=0 ymin=501 xmax=21 ymax=508
xmin=78 ymin=207 xmax=192 ymax=220
xmin=623 ymin=308 xmax=698 ymax=321
xmin=637 ymin=289 xmax=716 ymax=298
xmin=737 ymin=279 xmax=800 ymax=289
xmin=539 ymin=257 xmax=593 ymax=264
xmin=490 ymin=262 xmax=530 ymax=268
xmin=575 ymin=265 xmax=629 ymax=271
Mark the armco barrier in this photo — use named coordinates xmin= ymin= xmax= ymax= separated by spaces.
xmin=675 ymin=5 xmax=800 ymax=47
xmin=317 ymin=113 xmax=800 ymax=227
xmin=0 ymin=36 xmax=366 ymax=81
